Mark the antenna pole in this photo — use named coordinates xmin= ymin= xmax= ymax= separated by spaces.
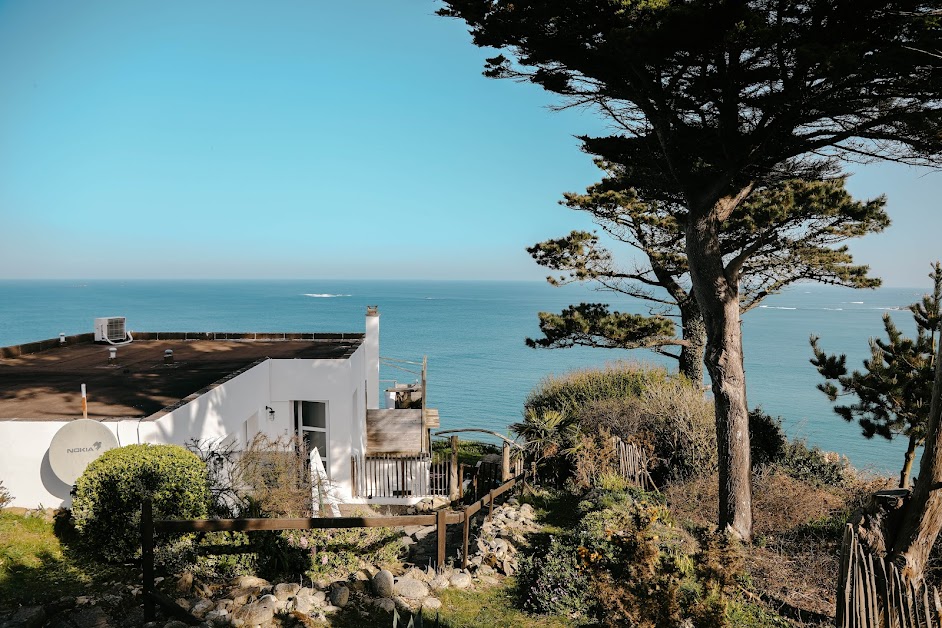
xmin=81 ymin=384 xmax=87 ymax=419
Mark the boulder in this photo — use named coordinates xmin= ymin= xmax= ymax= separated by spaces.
xmin=5 ymin=606 xmax=46 ymax=628
xmin=450 ymin=571 xmax=473 ymax=589
xmin=422 ymin=597 xmax=443 ymax=610
xmin=230 ymin=575 xmax=270 ymax=589
xmin=70 ymin=607 xmax=112 ymax=628
xmin=372 ymin=569 xmax=395 ymax=597
xmin=373 ymin=598 xmax=396 ymax=613
xmin=233 ymin=598 xmax=275 ymax=625
xmin=395 ymin=577 xmax=429 ymax=600
xmin=329 ymin=585 xmax=350 ymax=608
xmin=429 ymin=575 xmax=450 ymax=591
xmin=190 ymin=598 xmax=215 ymax=618
xmin=273 ymin=582 xmax=300 ymax=601
xmin=176 ymin=571 xmax=194 ymax=594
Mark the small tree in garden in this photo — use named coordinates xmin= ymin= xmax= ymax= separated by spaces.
xmin=810 ymin=263 xmax=942 ymax=489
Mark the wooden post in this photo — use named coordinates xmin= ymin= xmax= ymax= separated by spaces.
xmin=501 ymin=442 xmax=511 ymax=482
xmin=436 ymin=508 xmax=447 ymax=568
xmin=487 ymin=488 xmax=496 ymax=521
xmin=462 ymin=508 xmax=471 ymax=570
xmin=141 ymin=498 xmax=155 ymax=621
xmin=458 ymin=464 xmax=465 ymax=500
xmin=449 ymin=436 xmax=459 ymax=502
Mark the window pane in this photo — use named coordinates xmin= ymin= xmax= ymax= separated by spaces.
xmin=304 ymin=430 xmax=327 ymax=458
xmin=301 ymin=401 xmax=327 ymax=429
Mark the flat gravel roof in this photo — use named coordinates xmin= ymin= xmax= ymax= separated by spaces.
xmin=0 ymin=333 xmax=362 ymax=421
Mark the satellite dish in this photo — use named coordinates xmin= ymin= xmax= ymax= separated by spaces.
xmin=49 ymin=419 xmax=119 ymax=485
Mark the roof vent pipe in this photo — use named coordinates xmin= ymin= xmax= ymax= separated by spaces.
xmin=108 ymin=347 xmax=117 ymax=364
xmin=59 ymin=333 xmax=66 ymax=344
xmin=164 ymin=349 xmax=174 ymax=365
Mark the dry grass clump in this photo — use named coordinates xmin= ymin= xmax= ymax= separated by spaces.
xmin=666 ymin=465 xmax=890 ymax=621
xmin=578 ymin=376 xmax=716 ymax=484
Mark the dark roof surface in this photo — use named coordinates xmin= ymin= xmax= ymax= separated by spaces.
xmin=0 ymin=332 xmax=362 ymax=421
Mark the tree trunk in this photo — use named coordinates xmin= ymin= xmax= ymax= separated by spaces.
xmin=890 ymin=338 xmax=942 ymax=579
xmin=899 ymin=434 xmax=918 ymax=490
xmin=678 ymin=301 xmax=706 ymax=385
xmin=685 ymin=205 xmax=754 ymax=542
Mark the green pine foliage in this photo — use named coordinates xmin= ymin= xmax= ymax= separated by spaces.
xmin=810 ymin=262 xmax=942 ymax=487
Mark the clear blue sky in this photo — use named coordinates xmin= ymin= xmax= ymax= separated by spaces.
xmin=0 ymin=0 xmax=938 ymax=286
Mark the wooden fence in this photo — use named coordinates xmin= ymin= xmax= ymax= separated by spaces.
xmin=141 ymin=471 xmax=527 ymax=623
xmin=612 ymin=436 xmax=656 ymax=491
xmin=352 ymin=453 xmax=449 ymax=499
xmin=837 ymin=524 xmax=942 ymax=628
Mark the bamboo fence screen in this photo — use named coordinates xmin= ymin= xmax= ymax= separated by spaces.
xmin=838 ymin=524 xmax=942 ymax=628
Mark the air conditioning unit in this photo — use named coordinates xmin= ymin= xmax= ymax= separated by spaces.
xmin=94 ymin=317 xmax=127 ymax=343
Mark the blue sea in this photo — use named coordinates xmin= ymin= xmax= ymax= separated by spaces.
xmin=0 ymin=279 xmax=927 ymax=476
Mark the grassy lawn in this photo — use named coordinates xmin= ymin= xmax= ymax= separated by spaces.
xmin=0 ymin=510 xmax=131 ymax=607
xmin=328 ymin=583 xmax=578 ymax=628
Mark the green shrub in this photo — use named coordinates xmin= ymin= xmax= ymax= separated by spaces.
xmin=0 ymin=481 xmax=12 ymax=509
xmin=776 ymin=439 xmax=851 ymax=487
xmin=577 ymin=375 xmax=716 ymax=483
xmin=72 ymin=444 xmax=208 ymax=563
xmin=283 ymin=525 xmax=403 ymax=580
xmin=524 ymin=363 xmax=669 ymax=421
xmin=749 ymin=408 xmax=787 ymax=468
xmin=516 ymin=535 xmax=591 ymax=617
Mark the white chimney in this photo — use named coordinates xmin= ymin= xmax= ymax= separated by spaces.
xmin=365 ymin=306 xmax=380 ymax=409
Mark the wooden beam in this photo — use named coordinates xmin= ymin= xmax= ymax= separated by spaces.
xmin=154 ymin=514 xmax=437 ymax=533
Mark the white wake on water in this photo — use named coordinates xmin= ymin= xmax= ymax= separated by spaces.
xmin=302 ymin=293 xmax=351 ymax=298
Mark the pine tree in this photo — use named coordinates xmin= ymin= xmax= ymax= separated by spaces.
xmin=439 ymin=0 xmax=942 ymax=542
xmin=811 ymin=263 xmax=942 ymax=489
xmin=529 ymin=170 xmax=888 ymax=383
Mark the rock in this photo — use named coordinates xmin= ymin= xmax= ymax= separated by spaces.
xmin=395 ymin=577 xmax=430 ymax=600
xmin=164 ymin=621 xmax=190 ymax=628
xmin=214 ymin=599 xmax=234 ymax=612
xmin=393 ymin=596 xmax=416 ymax=613
xmin=374 ymin=598 xmax=396 ymax=613
xmin=233 ymin=599 xmax=275 ymax=625
xmin=273 ymin=582 xmax=300 ymax=601
xmin=372 ymin=569 xmax=395 ymax=597
xmin=502 ymin=560 xmax=515 ymax=577
xmin=294 ymin=592 xmax=318 ymax=614
xmin=190 ymin=598 xmax=215 ymax=618
xmin=478 ymin=575 xmax=500 ymax=586
xmin=322 ymin=604 xmax=342 ymax=613
xmin=353 ymin=568 xmax=372 ymax=581
xmin=404 ymin=567 xmax=429 ymax=582
xmin=422 ymin=597 xmax=442 ymax=610
xmin=230 ymin=575 xmax=270 ymax=589
xmin=176 ymin=571 xmax=194 ymax=594
xmin=6 ymin=606 xmax=46 ymax=628
xmin=329 ymin=585 xmax=350 ymax=608
xmin=174 ymin=598 xmax=191 ymax=610
xmin=312 ymin=591 xmax=327 ymax=604
xmin=429 ymin=575 xmax=450 ymax=591
xmin=70 ymin=607 xmax=112 ymax=628
xmin=450 ymin=571 xmax=473 ymax=589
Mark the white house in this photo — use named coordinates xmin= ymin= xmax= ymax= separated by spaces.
xmin=0 ymin=308 xmax=441 ymax=509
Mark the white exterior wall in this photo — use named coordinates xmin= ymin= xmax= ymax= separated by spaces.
xmin=1 ymin=345 xmax=368 ymax=509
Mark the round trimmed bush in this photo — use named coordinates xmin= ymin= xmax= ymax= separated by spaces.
xmin=72 ymin=443 xmax=208 ymax=562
